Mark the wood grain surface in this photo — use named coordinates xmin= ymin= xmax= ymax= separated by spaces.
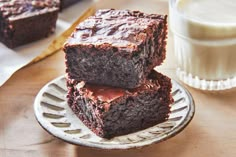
xmin=0 ymin=0 xmax=236 ymax=157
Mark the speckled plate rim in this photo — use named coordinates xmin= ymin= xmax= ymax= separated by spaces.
xmin=34 ymin=75 xmax=195 ymax=150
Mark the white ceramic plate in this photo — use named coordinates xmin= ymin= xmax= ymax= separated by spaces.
xmin=34 ymin=76 xmax=195 ymax=149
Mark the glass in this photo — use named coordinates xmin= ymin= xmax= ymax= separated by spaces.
xmin=169 ymin=0 xmax=236 ymax=90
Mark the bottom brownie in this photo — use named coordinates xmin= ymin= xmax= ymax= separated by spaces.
xmin=67 ymin=71 xmax=173 ymax=139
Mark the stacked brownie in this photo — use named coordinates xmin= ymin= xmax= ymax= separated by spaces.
xmin=0 ymin=0 xmax=59 ymax=48
xmin=64 ymin=9 xmax=173 ymax=138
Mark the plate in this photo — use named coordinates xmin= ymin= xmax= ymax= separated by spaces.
xmin=34 ymin=76 xmax=195 ymax=149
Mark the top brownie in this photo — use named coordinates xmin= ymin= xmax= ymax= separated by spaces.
xmin=64 ymin=9 xmax=167 ymax=89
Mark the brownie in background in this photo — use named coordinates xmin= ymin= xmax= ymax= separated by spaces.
xmin=0 ymin=0 xmax=59 ymax=48
xmin=64 ymin=9 xmax=168 ymax=89
xmin=60 ymin=0 xmax=80 ymax=10
xmin=67 ymin=71 xmax=173 ymax=138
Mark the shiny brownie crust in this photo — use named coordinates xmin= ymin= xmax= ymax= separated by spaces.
xmin=0 ymin=0 xmax=59 ymax=48
xmin=64 ymin=9 xmax=168 ymax=89
xmin=67 ymin=71 xmax=173 ymax=139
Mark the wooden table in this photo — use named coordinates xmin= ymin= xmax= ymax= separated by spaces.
xmin=0 ymin=0 xmax=236 ymax=156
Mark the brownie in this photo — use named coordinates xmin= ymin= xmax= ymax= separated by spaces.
xmin=0 ymin=0 xmax=59 ymax=48
xmin=67 ymin=70 xmax=173 ymax=139
xmin=60 ymin=0 xmax=80 ymax=10
xmin=64 ymin=9 xmax=168 ymax=89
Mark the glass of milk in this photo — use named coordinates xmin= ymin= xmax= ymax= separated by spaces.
xmin=169 ymin=0 xmax=236 ymax=90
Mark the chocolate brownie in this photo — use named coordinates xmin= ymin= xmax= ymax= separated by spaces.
xmin=67 ymin=70 xmax=173 ymax=138
xmin=64 ymin=9 xmax=168 ymax=89
xmin=60 ymin=0 xmax=80 ymax=10
xmin=0 ymin=0 xmax=59 ymax=48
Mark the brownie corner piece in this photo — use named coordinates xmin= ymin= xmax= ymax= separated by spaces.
xmin=66 ymin=70 xmax=173 ymax=139
xmin=64 ymin=9 xmax=168 ymax=89
xmin=0 ymin=0 xmax=59 ymax=48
